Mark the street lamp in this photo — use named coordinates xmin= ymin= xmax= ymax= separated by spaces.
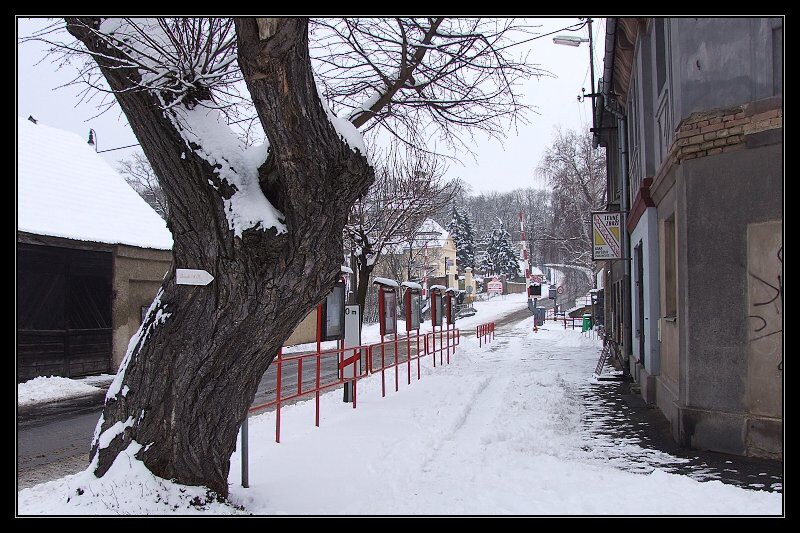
xmin=86 ymin=128 xmax=141 ymax=154
xmin=553 ymin=18 xmax=597 ymax=133
xmin=552 ymin=35 xmax=588 ymax=47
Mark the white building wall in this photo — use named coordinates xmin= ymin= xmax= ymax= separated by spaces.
xmin=629 ymin=207 xmax=661 ymax=375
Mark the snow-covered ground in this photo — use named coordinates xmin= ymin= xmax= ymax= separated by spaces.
xmin=18 ymin=313 xmax=781 ymax=515
xmin=17 ymin=376 xmax=107 ymax=407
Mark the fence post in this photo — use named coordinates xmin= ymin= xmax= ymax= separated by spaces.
xmin=276 ymin=347 xmax=282 ymax=443
xmin=417 ymin=332 xmax=421 ymax=380
xmin=315 ymin=346 xmax=321 ymax=427
xmin=407 ymin=333 xmax=411 ymax=385
xmin=241 ymin=416 xmax=249 ymax=488
xmin=381 ymin=337 xmax=386 ymax=397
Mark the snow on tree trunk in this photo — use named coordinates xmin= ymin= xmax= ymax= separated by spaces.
xmin=67 ymin=18 xmax=373 ymax=497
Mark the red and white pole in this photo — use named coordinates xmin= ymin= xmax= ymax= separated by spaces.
xmin=521 ymin=212 xmax=538 ymax=333
xmin=520 ymin=212 xmax=530 ymax=289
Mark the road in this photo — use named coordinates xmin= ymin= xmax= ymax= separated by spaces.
xmin=17 ymin=302 xmax=538 ymax=490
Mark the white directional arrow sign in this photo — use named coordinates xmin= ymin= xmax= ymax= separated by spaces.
xmin=176 ymin=268 xmax=215 ymax=286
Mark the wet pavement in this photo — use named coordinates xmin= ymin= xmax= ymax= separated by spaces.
xmin=582 ymin=368 xmax=783 ymax=494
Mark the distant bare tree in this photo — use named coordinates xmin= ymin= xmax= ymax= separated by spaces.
xmin=346 ymin=148 xmax=458 ymax=323
xmin=537 ymin=128 xmax=605 ymax=268
xmin=118 ymin=152 xmax=169 ymax=219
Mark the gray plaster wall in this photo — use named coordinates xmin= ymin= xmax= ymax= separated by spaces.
xmin=682 ymin=143 xmax=782 ymax=415
xmin=670 ymin=18 xmax=783 ymax=122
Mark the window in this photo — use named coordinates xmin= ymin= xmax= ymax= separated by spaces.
xmin=772 ymin=25 xmax=783 ymax=96
xmin=627 ymin=78 xmax=642 ymax=197
xmin=654 ymin=18 xmax=667 ymax=94
xmin=653 ymin=18 xmax=672 ymax=168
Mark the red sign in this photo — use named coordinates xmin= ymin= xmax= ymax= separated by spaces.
xmin=532 ymin=275 xmax=543 ymax=283
xmin=557 ymin=285 xmax=564 ymax=295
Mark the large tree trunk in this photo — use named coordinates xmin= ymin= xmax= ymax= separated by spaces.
xmin=66 ymin=18 xmax=373 ymax=497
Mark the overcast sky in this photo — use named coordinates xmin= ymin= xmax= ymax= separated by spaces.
xmin=17 ymin=17 xmax=605 ymax=195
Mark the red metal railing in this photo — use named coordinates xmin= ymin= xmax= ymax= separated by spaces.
xmin=248 ymin=326 xmax=464 ymax=444
xmin=248 ymin=344 xmax=367 ymax=443
xmin=366 ymin=331 xmax=426 ymax=397
xmin=477 ymin=322 xmax=495 ymax=347
xmin=424 ymin=326 xmax=460 ymax=367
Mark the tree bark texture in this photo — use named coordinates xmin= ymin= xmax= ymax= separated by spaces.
xmin=66 ymin=18 xmax=373 ymax=497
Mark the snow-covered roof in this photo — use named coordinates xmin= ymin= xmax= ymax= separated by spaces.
xmin=18 ymin=117 xmax=173 ymax=250
xmin=340 ymin=265 xmax=353 ymax=274
xmin=429 ymin=284 xmax=447 ymax=291
xmin=387 ymin=218 xmax=450 ymax=254
xmin=401 ymin=281 xmax=422 ymax=290
xmin=372 ymin=277 xmax=399 ymax=287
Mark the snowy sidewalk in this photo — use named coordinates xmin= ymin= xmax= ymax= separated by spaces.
xmin=224 ymin=316 xmax=780 ymax=515
xmin=18 ymin=314 xmax=782 ymax=515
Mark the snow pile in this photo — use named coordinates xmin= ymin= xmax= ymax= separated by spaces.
xmin=18 ymin=442 xmax=243 ymax=515
xmin=18 ymin=117 xmax=172 ymax=250
xmin=18 ymin=376 xmax=101 ymax=407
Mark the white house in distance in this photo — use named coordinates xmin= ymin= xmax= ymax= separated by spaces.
xmin=381 ymin=218 xmax=458 ymax=293
xmin=17 ymin=116 xmax=173 ymax=381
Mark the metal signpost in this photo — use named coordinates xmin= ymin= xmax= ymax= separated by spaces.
xmin=429 ymin=286 xmax=445 ymax=367
xmin=549 ymin=286 xmax=558 ymax=316
xmin=403 ymin=282 xmax=423 ymax=382
xmin=374 ymin=279 xmax=399 ymax=388
xmin=444 ymin=288 xmax=456 ymax=365
xmin=342 ymin=304 xmax=360 ymax=402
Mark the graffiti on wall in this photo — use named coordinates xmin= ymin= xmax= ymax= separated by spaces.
xmin=745 ymin=221 xmax=782 ymax=418
xmin=748 ymin=246 xmax=783 ymax=342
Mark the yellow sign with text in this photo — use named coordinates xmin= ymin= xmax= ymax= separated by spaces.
xmin=591 ymin=211 xmax=622 ymax=260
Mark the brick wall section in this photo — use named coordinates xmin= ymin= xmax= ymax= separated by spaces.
xmin=671 ymin=99 xmax=782 ymax=162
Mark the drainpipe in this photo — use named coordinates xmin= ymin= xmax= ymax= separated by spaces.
xmin=601 ymin=18 xmax=633 ymax=373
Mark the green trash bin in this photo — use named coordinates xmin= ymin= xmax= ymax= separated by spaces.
xmin=581 ymin=313 xmax=592 ymax=332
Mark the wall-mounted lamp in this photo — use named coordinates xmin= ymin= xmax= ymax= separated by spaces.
xmin=86 ymin=128 xmax=140 ymax=154
xmin=87 ymin=128 xmax=97 ymax=150
xmin=552 ymin=18 xmax=597 ymax=133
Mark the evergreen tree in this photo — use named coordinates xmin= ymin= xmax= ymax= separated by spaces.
xmin=448 ymin=206 xmax=476 ymax=270
xmin=482 ymin=226 xmax=519 ymax=277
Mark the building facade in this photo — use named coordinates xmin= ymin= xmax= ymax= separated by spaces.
xmin=17 ymin=117 xmax=173 ymax=380
xmin=594 ymin=18 xmax=782 ymax=459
